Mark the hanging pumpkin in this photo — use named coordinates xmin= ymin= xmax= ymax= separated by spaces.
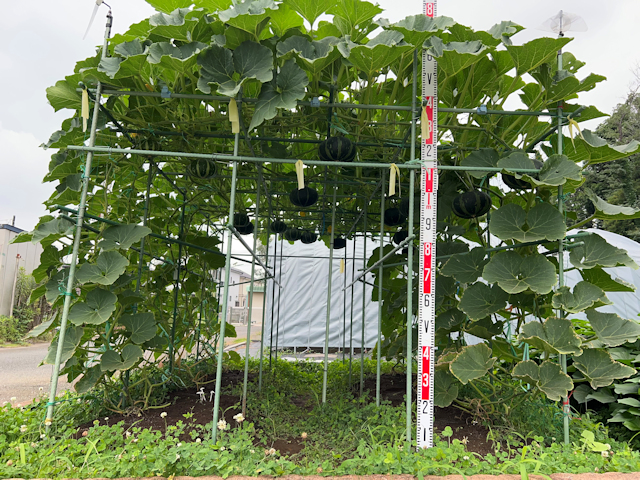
xmin=284 ymin=228 xmax=302 ymax=241
xmin=233 ymin=213 xmax=254 ymax=235
xmin=290 ymin=186 xmax=318 ymax=207
xmin=384 ymin=207 xmax=406 ymax=227
xmin=333 ymin=237 xmax=347 ymax=249
xmin=501 ymin=159 xmax=543 ymax=190
xmin=270 ymin=220 xmax=287 ymax=234
xmin=318 ymin=136 xmax=356 ymax=162
xmin=451 ymin=190 xmax=492 ymax=219
xmin=300 ymin=231 xmax=317 ymax=244
xmin=189 ymin=158 xmax=216 ymax=179
xmin=393 ymin=230 xmax=409 ymax=245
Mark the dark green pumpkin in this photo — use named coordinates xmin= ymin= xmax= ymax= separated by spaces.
xmin=270 ymin=220 xmax=287 ymax=234
xmin=384 ymin=207 xmax=406 ymax=227
xmin=189 ymin=158 xmax=216 ymax=179
xmin=290 ymin=186 xmax=318 ymax=207
xmin=233 ymin=213 xmax=253 ymax=235
xmin=284 ymin=228 xmax=302 ymax=242
xmin=501 ymin=159 xmax=543 ymax=190
xmin=318 ymin=137 xmax=356 ymax=162
xmin=300 ymin=231 xmax=317 ymax=244
xmin=393 ymin=230 xmax=409 ymax=245
xmin=333 ymin=237 xmax=347 ymax=249
xmin=236 ymin=222 xmax=254 ymax=235
xmin=451 ymin=190 xmax=492 ymax=219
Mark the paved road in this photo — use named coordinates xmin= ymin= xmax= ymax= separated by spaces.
xmin=0 ymin=343 xmax=72 ymax=406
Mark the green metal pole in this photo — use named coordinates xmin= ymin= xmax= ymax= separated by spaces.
xmin=348 ymin=234 xmax=356 ymax=386
xmin=322 ymin=176 xmax=338 ymax=404
xmin=376 ymin=171 xmax=386 ymax=407
xmin=406 ymin=49 xmax=418 ymax=443
xmin=361 ymin=210 xmax=368 ymax=397
xmin=45 ymin=10 xmax=112 ymax=429
xmin=212 ymin=132 xmax=240 ymax=443
xmin=556 ymin=39 xmax=570 ymax=446
xmin=258 ymin=205 xmax=272 ymax=392
xmin=242 ymin=168 xmax=261 ymax=415
xmin=168 ymin=199 xmax=186 ymax=374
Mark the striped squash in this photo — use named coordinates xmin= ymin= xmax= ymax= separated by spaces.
xmin=319 ymin=137 xmax=356 ymax=162
xmin=451 ymin=190 xmax=492 ymax=219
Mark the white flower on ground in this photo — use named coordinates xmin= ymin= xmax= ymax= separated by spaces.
xmin=104 ymin=417 xmax=109 ymax=421
xmin=175 ymin=453 xmax=180 ymax=461
xmin=160 ymin=412 xmax=167 ymax=418
xmin=461 ymin=436 xmax=468 ymax=445
xmin=301 ymin=432 xmax=307 ymax=439
xmin=133 ymin=438 xmax=138 ymax=443
xmin=195 ymin=438 xmax=201 ymax=443
xmin=40 ymin=434 xmax=46 ymax=439
xmin=269 ymin=447 xmax=276 ymax=455
xmin=463 ymin=455 xmax=470 ymax=461
xmin=125 ymin=431 xmax=132 ymax=438
xmin=10 ymin=397 xmax=16 ymax=402
xmin=220 ymin=446 xmax=226 ymax=451
xmin=177 ymin=443 xmax=182 ymax=448
xmin=44 ymin=420 xmax=52 ymax=427
xmin=39 ymin=387 xmax=43 ymax=392
xmin=602 ymin=451 xmax=609 ymax=458
xmin=20 ymin=425 xmax=27 ymax=433
xmin=217 ymin=419 xmax=227 ymax=430
xmin=233 ymin=413 xmax=245 ymax=423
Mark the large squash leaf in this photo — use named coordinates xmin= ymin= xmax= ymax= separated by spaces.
xmin=512 ymin=360 xmax=573 ymax=401
xmin=569 ymin=233 xmax=638 ymax=270
xmin=519 ymin=316 xmax=582 ymax=355
xmin=489 ymin=202 xmax=565 ymax=243
xmin=586 ymin=310 xmax=640 ymax=347
xmin=458 ymin=282 xmax=508 ymax=320
xmin=76 ymin=251 xmax=130 ymax=286
xmin=68 ymin=288 xmax=117 ymax=326
xmin=450 ymin=343 xmax=495 ymax=384
xmin=573 ymin=349 xmax=636 ymax=389
xmin=482 ymin=251 xmax=557 ymax=294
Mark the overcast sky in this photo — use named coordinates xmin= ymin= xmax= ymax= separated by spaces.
xmin=0 ymin=0 xmax=638 ymax=233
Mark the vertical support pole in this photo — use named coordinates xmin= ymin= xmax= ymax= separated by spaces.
xmin=556 ymin=42 xmax=570 ymax=446
xmin=258 ymin=206 xmax=272 ymax=391
xmin=406 ymin=49 xmax=418 ymax=443
xmin=342 ymin=246 xmax=347 ymax=363
xmin=168 ymin=199 xmax=186 ymax=374
xmin=45 ymin=10 xmax=112 ymax=428
xmin=322 ymin=173 xmax=338 ymax=404
xmin=268 ymin=236 xmax=277 ymax=371
xmin=376 ymin=171 xmax=386 ymax=407
xmin=360 ymin=208 xmax=368 ymax=396
xmin=348 ymin=232 xmax=357 ymax=387
xmin=242 ymin=168 xmax=261 ymax=415
xmin=274 ymin=236 xmax=283 ymax=366
xmin=212 ymin=132 xmax=240 ymax=443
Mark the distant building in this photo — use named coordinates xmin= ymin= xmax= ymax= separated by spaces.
xmin=0 ymin=224 xmax=43 ymax=317
xmin=215 ymin=266 xmax=251 ymax=323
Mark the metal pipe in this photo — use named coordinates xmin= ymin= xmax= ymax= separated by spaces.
xmin=258 ymin=214 xmax=270 ymax=392
xmin=168 ymin=198 xmax=186 ymax=374
xmin=242 ymin=167 xmax=261 ymax=415
xmin=66 ymin=146 xmax=543 ymax=173
xmin=95 ymin=88 xmax=560 ymax=116
xmin=376 ymin=171 xmax=386 ymax=407
xmin=322 ymin=176 xmax=338 ymax=404
xmin=345 ymin=234 xmax=415 ymax=290
xmin=211 ymin=133 xmax=240 ymax=443
xmin=360 ymin=209 xmax=368 ymax=396
xmin=406 ymin=49 xmax=418 ymax=443
xmin=229 ymin=226 xmax=278 ymax=285
xmin=45 ymin=9 xmax=112 ymax=429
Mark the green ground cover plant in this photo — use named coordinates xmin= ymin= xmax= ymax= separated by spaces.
xmin=2 ymin=358 xmax=640 ymax=478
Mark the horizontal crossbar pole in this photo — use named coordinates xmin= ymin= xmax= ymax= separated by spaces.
xmin=67 ymin=146 xmax=542 ymax=173
xmin=228 ymin=225 xmax=280 ymax=287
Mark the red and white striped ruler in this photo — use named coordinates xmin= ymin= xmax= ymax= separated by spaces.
xmin=417 ymin=0 xmax=438 ymax=450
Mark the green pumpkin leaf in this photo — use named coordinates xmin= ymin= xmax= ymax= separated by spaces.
xmin=31 ymin=217 xmax=75 ymax=247
xmin=43 ymin=326 xmax=84 ymax=365
xmin=580 ymin=267 xmax=635 ymax=292
xmin=460 ymin=148 xmax=499 ymax=179
xmin=569 ymin=233 xmax=638 ymax=270
xmin=458 ymin=282 xmax=508 ymax=320
xmin=450 ymin=343 xmax=495 ymax=385
xmin=327 ymin=0 xmax=382 ymax=37
xmin=441 ymin=247 xmax=488 ymax=284
xmin=583 ymin=187 xmax=640 ymax=220
xmin=586 ymin=310 xmax=640 ymax=347
xmin=506 ymin=37 xmax=571 ymax=75
xmin=391 ymin=15 xmax=456 ymax=47
xmin=68 ymin=288 xmax=117 ymax=326
xmin=120 ymin=313 xmax=157 ymax=344
xmin=276 ymin=35 xmax=340 ymax=75
xmin=45 ymin=270 xmax=73 ymax=303
xmin=562 ymin=129 xmax=640 ymax=165
xmin=76 ymin=251 xmax=130 ymax=286
xmin=46 ymin=80 xmax=81 ymax=112
xmin=482 ymin=251 xmax=557 ymax=294
xmin=436 ymin=308 xmax=466 ymax=333
xmin=573 ymin=349 xmax=636 ymax=389
xmin=26 ymin=314 xmax=56 ymax=338
xmin=340 ymin=31 xmax=412 ymax=80
xmin=489 ymin=203 xmax=566 ymax=243
xmin=146 ymin=0 xmax=193 ymax=14
xmin=75 ymin=365 xmax=103 ymax=394
xmin=512 ymin=360 xmax=573 ymax=401
xmin=100 ymin=344 xmax=144 ymax=372
xmin=98 ymin=224 xmax=153 ymax=251
xmin=148 ymin=42 xmax=207 ymax=74
xmin=197 ymin=41 xmax=273 ymax=96
xmin=552 ymin=281 xmax=611 ymax=313
xmin=248 ymin=59 xmax=309 ymax=130
xmin=424 ymin=36 xmax=487 ymax=76
xmin=519 ymin=316 xmax=582 ymax=355
xmin=585 ymin=389 xmax=616 ymax=404
xmin=532 ymin=154 xmax=582 ymax=186
xmin=284 ymin=0 xmax=336 ymax=29
xmin=434 ymin=370 xmax=459 ymax=407
xmin=465 ymin=317 xmax=504 ymax=340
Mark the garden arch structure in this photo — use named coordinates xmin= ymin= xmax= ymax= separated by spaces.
xmin=36 ymin=0 xmax=636 ymax=449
